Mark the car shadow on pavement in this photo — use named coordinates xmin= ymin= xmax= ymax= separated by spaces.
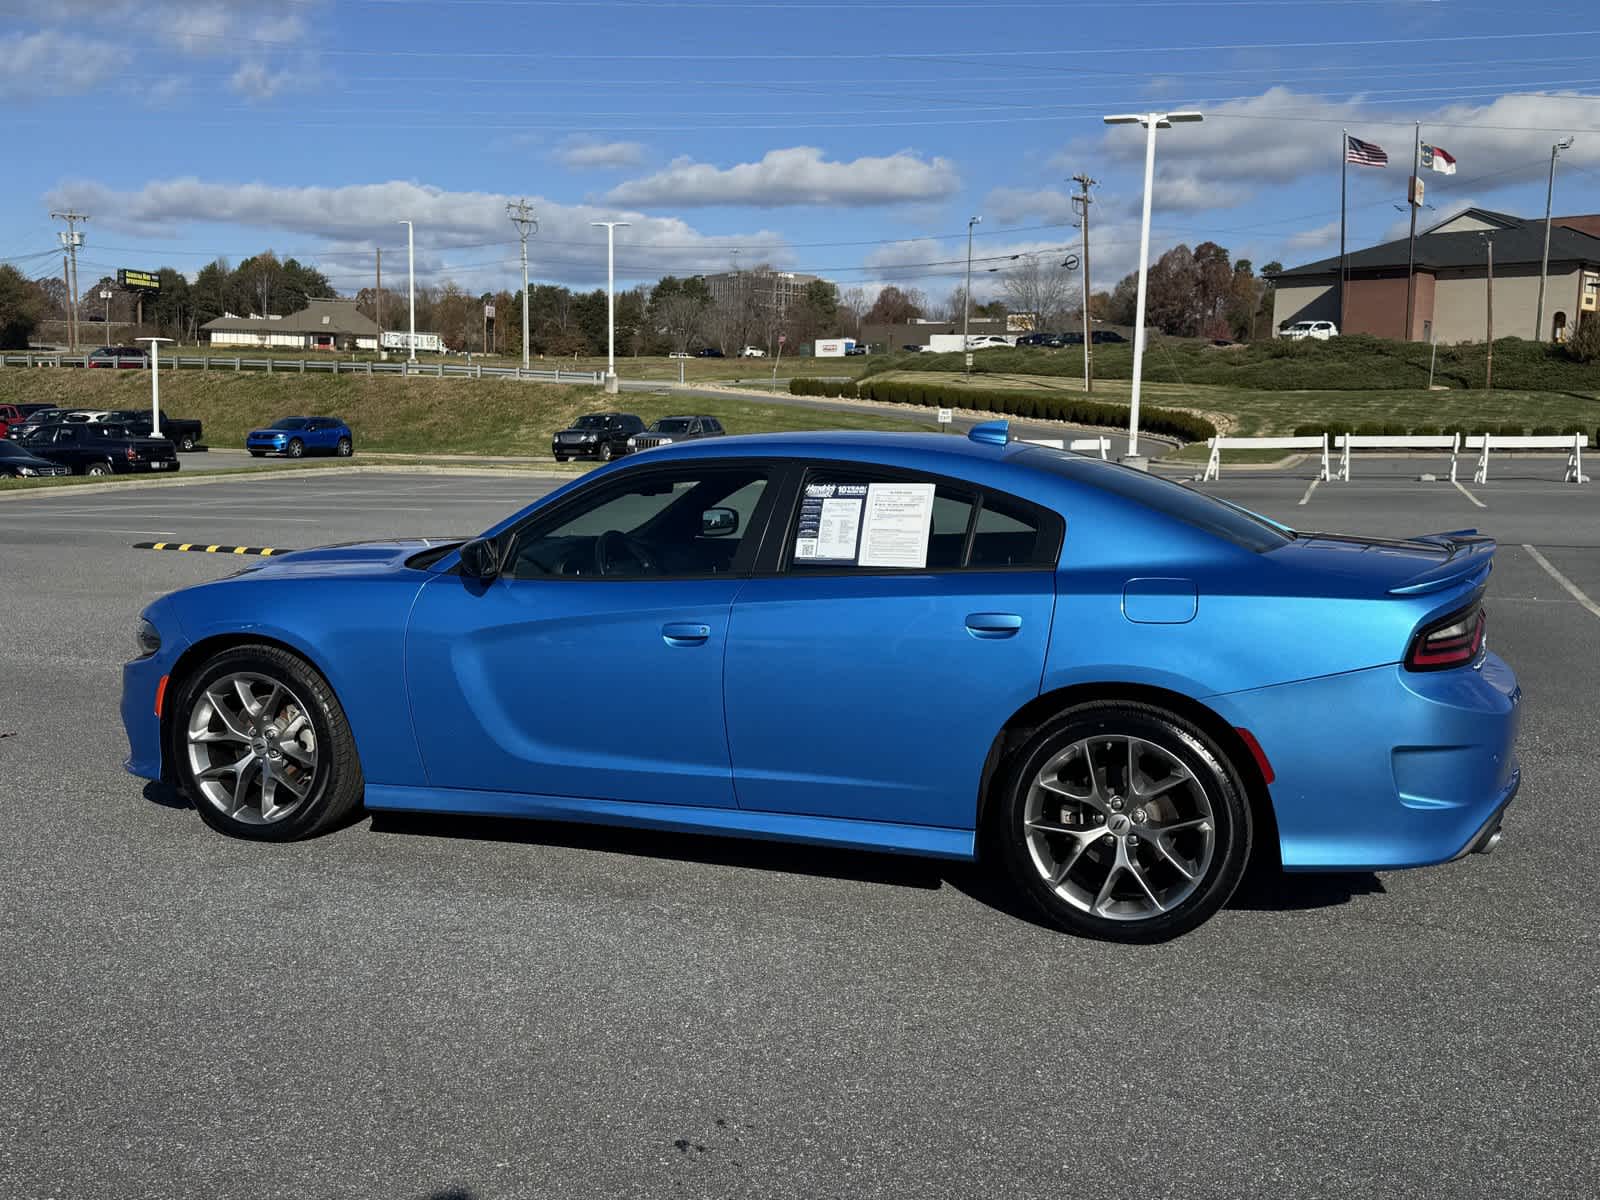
xmin=1228 ymin=869 xmax=1386 ymax=911
xmin=142 ymin=780 xmax=190 ymax=810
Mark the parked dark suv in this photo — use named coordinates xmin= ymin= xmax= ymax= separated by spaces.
xmin=551 ymin=412 xmax=645 ymax=462
xmin=627 ymin=415 xmax=726 ymax=453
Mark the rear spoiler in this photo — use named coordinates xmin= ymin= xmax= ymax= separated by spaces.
xmin=1390 ymin=529 xmax=1496 ymax=595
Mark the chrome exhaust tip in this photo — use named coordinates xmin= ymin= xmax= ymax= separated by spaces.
xmin=1476 ymin=827 xmax=1503 ymax=855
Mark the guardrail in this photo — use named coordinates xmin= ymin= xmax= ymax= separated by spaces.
xmin=1023 ymin=436 xmax=1112 ymax=460
xmin=0 ymin=353 xmax=603 ymax=385
xmin=1335 ymin=433 xmax=1461 ymax=482
xmin=1464 ymin=433 xmax=1589 ymax=484
xmin=1200 ymin=431 xmax=1589 ymax=485
xmin=1203 ymin=435 xmax=1330 ymax=482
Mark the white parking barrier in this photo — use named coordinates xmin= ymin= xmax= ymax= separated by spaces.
xmin=1465 ymin=433 xmax=1590 ymax=484
xmin=1202 ymin=435 xmax=1330 ymax=482
xmin=1021 ymin=437 xmax=1110 ymax=459
xmin=1334 ymin=433 xmax=1461 ymax=482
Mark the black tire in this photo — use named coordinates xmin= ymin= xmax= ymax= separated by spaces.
xmin=84 ymin=461 xmax=112 ymax=477
xmin=554 ymin=455 xmax=568 ymax=463
xmin=600 ymin=442 xmax=615 ymax=462
xmin=287 ymin=438 xmax=304 ymax=459
xmin=179 ymin=434 xmax=197 ymax=452
xmin=991 ymin=702 xmax=1251 ymax=942
xmin=336 ymin=436 xmax=352 ymax=457
xmin=171 ymin=643 xmax=364 ymax=842
xmin=249 ymin=450 xmax=265 ymax=458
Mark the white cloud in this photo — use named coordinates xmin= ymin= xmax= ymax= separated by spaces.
xmin=1286 ymin=220 xmax=1341 ymax=251
xmin=604 ymin=146 xmax=961 ymax=209
xmin=0 ymin=30 xmax=125 ymax=99
xmin=42 ymin=176 xmax=791 ymax=291
xmin=553 ymin=139 xmax=646 ymax=171
xmin=984 ymin=188 xmax=1077 ymax=225
xmin=229 ymin=61 xmax=300 ymax=103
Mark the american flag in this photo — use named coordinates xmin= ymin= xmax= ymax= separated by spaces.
xmin=1345 ymin=135 xmax=1388 ymax=167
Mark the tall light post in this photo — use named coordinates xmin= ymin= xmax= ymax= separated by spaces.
xmin=591 ymin=220 xmax=631 ymax=393
xmin=1536 ymin=136 xmax=1575 ymax=341
xmin=397 ymin=220 xmax=416 ymax=362
xmin=964 ymin=215 xmax=981 ymax=373
xmin=1102 ymin=110 xmax=1203 ymax=463
xmin=136 ymin=337 xmax=173 ymax=436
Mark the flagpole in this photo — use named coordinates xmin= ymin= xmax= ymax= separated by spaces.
xmin=1404 ymin=120 xmax=1421 ymax=341
xmin=1339 ymin=127 xmax=1349 ymax=334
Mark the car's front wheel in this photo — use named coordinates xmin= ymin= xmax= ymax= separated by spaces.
xmin=993 ymin=702 xmax=1251 ymax=942
xmin=335 ymin=436 xmax=352 ymax=457
xmin=287 ymin=438 xmax=304 ymax=458
xmin=600 ymin=442 xmax=615 ymax=462
xmin=178 ymin=434 xmax=197 ymax=452
xmin=172 ymin=644 xmax=364 ymax=841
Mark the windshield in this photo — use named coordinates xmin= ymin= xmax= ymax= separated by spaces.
xmin=269 ymin=418 xmax=310 ymax=431
xmin=652 ymin=418 xmax=694 ymax=433
xmin=1019 ymin=447 xmax=1294 ymax=553
xmin=573 ymin=415 xmax=609 ymax=429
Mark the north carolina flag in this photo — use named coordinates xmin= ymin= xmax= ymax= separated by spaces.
xmin=1421 ymin=143 xmax=1457 ymax=175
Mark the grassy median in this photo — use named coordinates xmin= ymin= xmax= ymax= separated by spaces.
xmin=0 ymin=371 xmax=925 ymax=456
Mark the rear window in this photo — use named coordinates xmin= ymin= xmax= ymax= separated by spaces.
xmin=1019 ymin=447 xmax=1292 ymax=552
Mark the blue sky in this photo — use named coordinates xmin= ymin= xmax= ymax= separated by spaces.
xmin=5 ymin=0 xmax=1600 ymax=307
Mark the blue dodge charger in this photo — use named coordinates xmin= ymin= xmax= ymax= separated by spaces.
xmin=122 ymin=424 xmax=1520 ymax=940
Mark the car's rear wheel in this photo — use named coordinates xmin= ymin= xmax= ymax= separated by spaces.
xmin=993 ymin=702 xmax=1251 ymax=942
xmin=287 ymin=438 xmax=304 ymax=458
xmin=84 ymin=461 xmax=111 ymax=477
xmin=173 ymin=644 xmax=364 ymax=841
xmin=336 ymin=436 xmax=352 ymax=457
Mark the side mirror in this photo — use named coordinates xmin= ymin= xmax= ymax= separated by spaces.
xmin=701 ymin=507 xmax=739 ymax=537
xmin=458 ymin=537 xmax=502 ymax=581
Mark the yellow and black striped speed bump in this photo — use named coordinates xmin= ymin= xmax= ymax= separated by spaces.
xmin=134 ymin=542 xmax=286 ymax=556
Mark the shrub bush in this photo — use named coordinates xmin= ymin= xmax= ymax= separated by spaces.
xmin=1494 ymin=422 xmax=1527 ymax=438
xmin=1531 ymin=424 xmax=1562 ymax=437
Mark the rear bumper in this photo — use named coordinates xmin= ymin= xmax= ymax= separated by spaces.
xmin=1212 ymin=652 xmax=1521 ymax=871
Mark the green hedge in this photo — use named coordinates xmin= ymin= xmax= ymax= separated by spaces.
xmin=789 ymin=377 xmax=1216 ymax=442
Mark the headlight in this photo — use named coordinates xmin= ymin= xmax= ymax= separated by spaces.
xmin=627 ymin=437 xmax=637 ymax=447
xmin=133 ymin=618 xmax=161 ymax=659
xmin=17 ymin=466 xmax=35 ymax=476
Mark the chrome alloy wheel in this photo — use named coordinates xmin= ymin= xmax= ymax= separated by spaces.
xmin=185 ymin=672 xmax=319 ymax=825
xmin=1022 ymin=735 xmax=1216 ymax=922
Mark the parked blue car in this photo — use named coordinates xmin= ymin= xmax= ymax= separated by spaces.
xmin=246 ymin=416 xmax=353 ymax=459
xmin=122 ymin=424 xmax=1519 ymax=940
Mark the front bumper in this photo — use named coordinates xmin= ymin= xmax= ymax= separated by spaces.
xmin=121 ymin=612 xmax=192 ymax=781
xmin=1212 ymin=652 xmax=1521 ymax=871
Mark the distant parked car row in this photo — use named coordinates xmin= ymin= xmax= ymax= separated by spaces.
xmin=4 ymin=406 xmax=204 ymax=451
xmin=551 ymin=412 xmax=727 ymax=462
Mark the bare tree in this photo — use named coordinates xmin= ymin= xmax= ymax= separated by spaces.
xmin=1001 ymin=257 xmax=1076 ymax=332
xmin=839 ymin=286 xmax=869 ymax=335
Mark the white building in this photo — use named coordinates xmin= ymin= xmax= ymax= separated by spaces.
xmin=202 ymin=298 xmax=382 ymax=351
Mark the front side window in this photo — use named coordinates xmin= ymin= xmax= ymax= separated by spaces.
xmin=652 ymin=418 xmax=695 ymax=435
xmin=508 ymin=467 xmax=770 ymax=580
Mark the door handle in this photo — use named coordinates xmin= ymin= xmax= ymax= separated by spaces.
xmin=661 ymin=622 xmax=711 ymax=647
xmin=965 ymin=612 xmax=1023 ymax=639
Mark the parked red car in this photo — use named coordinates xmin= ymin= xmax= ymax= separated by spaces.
xmin=0 ymin=403 xmax=58 ymax=438
xmin=86 ymin=346 xmax=150 ymax=369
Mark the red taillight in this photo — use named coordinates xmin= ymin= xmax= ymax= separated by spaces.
xmin=125 ymin=446 xmax=139 ymax=461
xmin=1406 ymin=603 xmax=1486 ymax=671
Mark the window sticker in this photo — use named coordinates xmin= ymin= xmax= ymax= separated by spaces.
xmin=858 ymin=482 xmax=936 ymax=568
xmin=794 ymin=482 xmax=868 ymax=561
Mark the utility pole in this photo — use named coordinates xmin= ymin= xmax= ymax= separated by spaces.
xmin=52 ymin=210 xmax=88 ymax=351
xmin=1483 ymin=233 xmax=1495 ymax=392
xmin=1536 ymin=136 xmax=1575 ymax=341
xmin=397 ymin=220 xmax=416 ymax=362
xmin=507 ymin=198 xmax=538 ymax=369
xmin=376 ymin=247 xmax=383 ymax=331
xmin=1071 ymin=174 xmax=1095 ymax=393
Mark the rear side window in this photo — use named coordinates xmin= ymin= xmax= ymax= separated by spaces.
xmin=1019 ymin=446 xmax=1291 ymax=552
xmin=786 ymin=469 xmax=1060 ymax=573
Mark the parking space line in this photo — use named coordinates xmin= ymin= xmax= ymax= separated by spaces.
xmin=1453 ymin=480 xmax=1487 ymax=509
xmin=1523 ymin=544 xmax=1600 ymax=621
xmin=1297 ymin=479 xmax=1320 ymax=506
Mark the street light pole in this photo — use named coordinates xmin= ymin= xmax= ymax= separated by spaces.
xmin=964 ymin=215 xmax=981 ymax=374
xmin=397 ymin=220 xmax=416 ymax=362
xmin=1102 ymin=110 xmax=1203 ymax=463
xmin=1536 ymin=136 xmax=1574 ymax=341
xmin=591 ymin=220 xmax=631 ymax=393
xmin=136 ymin=337 xmax=173 ymax=436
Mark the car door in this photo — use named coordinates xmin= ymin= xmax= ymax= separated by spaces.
xmin=724 ymin=464 xmax=1061 ymax=830
xmin=404 ymin=461 xmax=781 ymax=808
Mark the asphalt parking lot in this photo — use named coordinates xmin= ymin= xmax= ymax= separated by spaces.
xmin=3 ymin=463 xmax=1598 ymax=1199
